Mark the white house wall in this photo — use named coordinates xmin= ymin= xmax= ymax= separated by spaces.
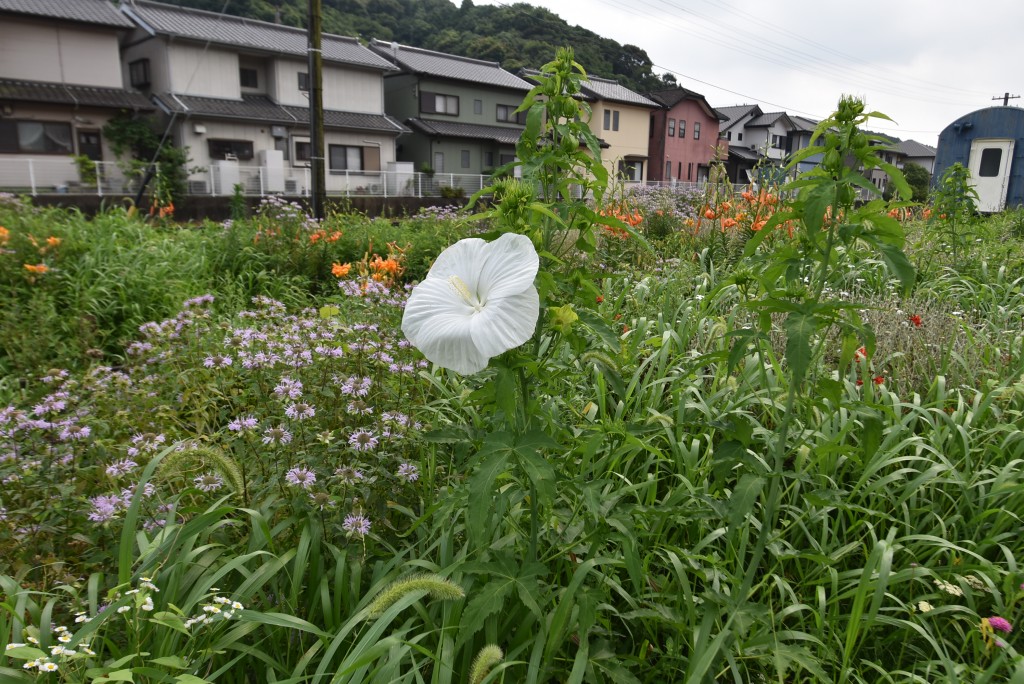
xmin=121 ymin=38 xmax=170 ymax=93
xmin=168 ymin=44 xmax=240 ymax=98
xmin=0 ymin=19 xmax=122 ymax=88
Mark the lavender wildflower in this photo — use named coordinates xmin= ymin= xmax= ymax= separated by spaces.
xmin=284 ymin=402 xmax=316 ymax=420
xmin=348 ymin=430 xmax=379 ymax=452
xmin=194 ymin=472 xmax=224 ymax=492
xmin=105 ymin=459 xmax=138 ymax=478
xmin=285 ymin=467 xmax=316 ymax=489
xmin=397 ymin=463 xmax=420 ymax=483
xmin=262 ymin=425 xmax=293 ymax=445
xmin=343 ymin=513 xmax=371 ymax=537
xmin=335 ymin=466 xmax=365 ymax=484
xmin=227 ymin=415 xmax=258 ymax=431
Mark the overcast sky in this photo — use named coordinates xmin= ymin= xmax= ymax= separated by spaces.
xmin=472 ymin=0 xmax=1022 ymax=148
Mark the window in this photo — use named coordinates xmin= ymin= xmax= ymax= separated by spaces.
xmin=208 ymin=139 xmax=254 ymax=160
xmin=0 ymin=120 xmax=73 ymax=154
xmin=329 ymin=145 xmax=362 ymax=171
xmin=693 ymin=122 xmax=701 ymax=140
xmin=239 ymin=68 xmax=258 ymax=89
xmin=420 ymin=91 xmax=459 ymax=116
xmin=461 ymin=149 xmax=471 ymax=168
xmin=496 ymin=104 xmax=523 ymax=123
xmin=474 ymin=99 xmax=483 ymax=115
xmin=129 ymin=59 xmax=150 ymax=88
xmin=726 ymin=131 xmax=732 ymax=141
xmin=737 ymin=132 xmax=743 ymax=142
xmin=668 ymin=118 xmax=676 ymax=137
xmin=618 ymin=159 xmax=642 ymax=181
xmin=434 ymin=151 xmax=444 ymax=173
xmin=613 ymin=110 xmax=620 ymax=131
xmin=298 ymin=72 xmax=309 ymax=91
xmin=603 ymin=109 xmax=611 ymax=131
xmin=677 ymin=162 xmax=681 ymax=178
xmin=979 ymin=147 xmax=1002 ymax=177
xmin=483 ymin=151 xmax=494 ymax=168
xmin=665 ymin=160 xmax=672 ymax=178
xmin=294 ymin=141 xmax=311 ymax=165
xmin=679 ymin=120 xmax=686 ymax=138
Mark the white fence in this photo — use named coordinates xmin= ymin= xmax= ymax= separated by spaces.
xmin=0 ymin=158 xmax=495 ymax=198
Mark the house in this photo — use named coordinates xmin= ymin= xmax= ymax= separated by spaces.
xmin=119 ymin=0 xmax=407 ymax=195
xmin=368 ymin=40 xmax=532 ymax=184
xmin=0 ymin=0 xmax=152 ymax=191
xmin=896 ymin=139 xmax=936 ymax=175
xmin=715 ymin=104 xmax=762 ymax=184
xmin=645 ymin=86 xmax=726 ymax=184
xmin=579 ymin=76 xmax=659 ymax=182
xmin=934 ymin=106 xmax=1024 ymax=212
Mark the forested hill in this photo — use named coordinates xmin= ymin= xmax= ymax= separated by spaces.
xmin=159 ymin=0 xmax=676 ymax=92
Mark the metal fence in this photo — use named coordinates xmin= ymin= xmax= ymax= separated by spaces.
xmin=0 ymin=158 xmax=497 ymax=198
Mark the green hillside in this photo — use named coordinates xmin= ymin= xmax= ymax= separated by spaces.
xmin=162 ymin=0 xmax=675 ymax=91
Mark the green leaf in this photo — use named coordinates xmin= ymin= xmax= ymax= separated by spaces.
xmin=318 ymin=305 xmax=340 ymax=319
xmin=101 ymin=670 xmax=135 ymax=683
xmin=516 ymin=447 xmax=556 ymax=502
xmin=874 ymin=242 xmax=916 ymax=295
xmin=3 ymin=646 xmax=46 ymax=660
xmin=149 ymin=656 xmax=188 ymax=669
xmin=175 ymin=676 xmax=213 ymax=684
xmin=784 ymin=310 xmax=817 ymax=385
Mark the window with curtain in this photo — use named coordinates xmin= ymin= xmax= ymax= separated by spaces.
xmin=0 ymin=120 xmax=73 ymax=154
xmin=329 ymin=145 xmax=363 ymax=171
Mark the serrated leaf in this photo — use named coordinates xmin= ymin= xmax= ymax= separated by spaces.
xmin=516 ymin=447 xmax=556 ymax=502
xmin=458 ymin=579 xmax=514 ymax=643
xmin=149 ymin=656 xmax=187 ymax=669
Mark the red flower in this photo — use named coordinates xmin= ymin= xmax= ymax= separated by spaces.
xmin=854 ymin=346 xmax=867 ymax=363
xmin=873 ymin=376 xmax=885 ymax=385
xmin=596 ymin=295 xmax=604 ymax=304
xmin=909 ymin=314 xmax=922 ymax=327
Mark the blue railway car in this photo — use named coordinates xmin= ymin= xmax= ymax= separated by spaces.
xmin=933 ymin=106 xmax=1024 ymax=212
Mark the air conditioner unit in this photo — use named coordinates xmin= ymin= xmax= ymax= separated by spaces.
xmin=749 ymin=145 xmax=757 ymax=151
xmin=188 ymin=180 xmax=208 ymax=194
xmin=285 ymin=179 xmax=298 ymax=193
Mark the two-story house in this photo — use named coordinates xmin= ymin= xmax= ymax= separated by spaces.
xmin=645 ymin=86 xmax=726 ymax=184
xmin=716 ymin=104 xmax=762 ymax=184
xmin=119 ymin=0 xmax=406 ymax=195
xmin=580 ymin=76 xmax=659 ymax=183
xmin=369 ymin=40 xmax=532 ymax=183
xmin=0 ymin=0 xmax=152 ymax=191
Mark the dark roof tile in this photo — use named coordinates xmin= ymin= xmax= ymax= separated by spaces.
xmin=405 ymin=117 xmax=522 ymax=145
xmin=123 ymin=1 xmax=396 ymax=71
xmin=154 ymin=93 xmax=407 ymax=134
xmin=370 ymin=40 xmax=531 ymax=90
xmin=0 ymin=0 xmax=133 ymax=27
xmin=0 ymin=78 xmax=153 ymax=110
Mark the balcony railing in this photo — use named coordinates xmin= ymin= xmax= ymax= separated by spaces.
xmin=0 ymin=159 xmax=498 ymax=198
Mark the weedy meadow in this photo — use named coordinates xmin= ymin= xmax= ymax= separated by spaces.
xmin=2 ymin=49 xmax=1024 ymax=683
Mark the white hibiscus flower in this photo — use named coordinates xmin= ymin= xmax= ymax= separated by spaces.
xmin=401 ymin=232 xmax=540 ymax=375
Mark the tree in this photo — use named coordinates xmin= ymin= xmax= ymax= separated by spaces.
xmin=902 ymin=161 xmax=930 ymax=203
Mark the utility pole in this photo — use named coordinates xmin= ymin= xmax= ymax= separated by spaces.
xmin=307 ymin=0 xmax=326 ymax=220
xmin=992 ymin=92 xmax=1021 ymax=107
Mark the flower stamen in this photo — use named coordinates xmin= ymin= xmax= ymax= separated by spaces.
xmin=448 ymin=275 xmax=482 ymax=311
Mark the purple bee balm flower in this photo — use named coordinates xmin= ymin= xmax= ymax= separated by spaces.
xmin=284 ymin=402 xmax=316 ymax=420
xmin=59 ymin=424 xmax=91 ymax=441
xmin=194 ymin=472 xmax=224 ymax=492
xmin=88 ymin=494 xmax=123 ymax=522
xmin=988 ymin=616 xmax=1013 ymax=634
xmin=334 ymin=466 xmax=365 ymax=485
xmin=342 ymin=513 xmax=371 ymax=537
xmin=348 ymin=430 xmax=378 ymax=452
xmin=105 ymin=458 xmax=138 ymax=477
xmin=397 ymin=462 xmax=419 ymax=483
xmin=227 ymin=415 xmax=258 ymax=432
xmin=262 ymin=425 xmax=293 ymax=445
xmin=285 ymin=467 xmax=316 ymax=489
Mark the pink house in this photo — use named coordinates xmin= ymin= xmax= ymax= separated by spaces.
xmin=646 ymin=87 xmax=726 ymax=183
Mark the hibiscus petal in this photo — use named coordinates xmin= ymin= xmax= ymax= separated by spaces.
xmin=401 ymin=278 xmax=489 ymax=375
xmin=425 ymin=237 xmax=487 ymax=294
xmin=476 ymin=233 xmax=539 ymax=301
xmin=470 ymin=286 xmax=540 ymax=359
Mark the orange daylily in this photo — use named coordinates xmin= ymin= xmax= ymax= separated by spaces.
xmin=24 ymin=263 xmax=49 ymax=274
xmin=332 ymin=262 xmax=352 ymax=278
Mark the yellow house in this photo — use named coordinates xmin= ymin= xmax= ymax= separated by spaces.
xmin=580 ymin=76 xmax=659 ymax=183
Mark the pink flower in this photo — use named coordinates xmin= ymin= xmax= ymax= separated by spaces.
xmin=988 ymin=616 xmax=1013 ymax=634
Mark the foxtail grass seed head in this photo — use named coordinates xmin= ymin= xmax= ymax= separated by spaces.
xmin=367 ymin=573 xmax=465 ymax=618
xmin=469 ymin=644 xmax=504 ymax=684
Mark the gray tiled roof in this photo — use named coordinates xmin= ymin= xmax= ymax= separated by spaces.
xmin=580 ymin=76 xmax=657 ymax=108
xmin=790 ymin=115 xmax=819 ymax=132
xmin=0 ymin=0 xmax=133 ymax=27
xmin=0 ymin=78 xmax=153 ymax=109
xmin=897 ymin=139 xmax=936 ymax=158
xmin=369 ymin=40 xmax=531 ymax=90
xmin=153 ymin=93 xmax=407 ymax=134
xmin=405 ymin=118 xmax=522 ymax=145
xmin=122 ymin=1 xmax=397 ymax=71
xmin=715 ymin=104 xmax=761 ymax=130
xmin=728 ymin=146 xmax=761 ymax=162
xmin=746 ymin=111 xmax=793 ymax=128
